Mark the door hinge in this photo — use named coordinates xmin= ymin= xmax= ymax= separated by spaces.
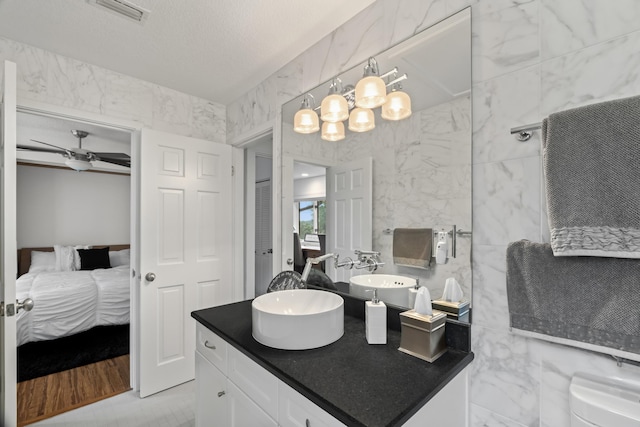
xmin=231 ymin=165 xmax=235 ymax=176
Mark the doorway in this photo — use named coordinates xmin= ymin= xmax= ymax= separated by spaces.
xmin=14 ymin=110 xmax=134 ymax=424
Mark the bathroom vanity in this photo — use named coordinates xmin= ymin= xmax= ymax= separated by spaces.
xmin=191 ymin=295 xmax=473 ymax=427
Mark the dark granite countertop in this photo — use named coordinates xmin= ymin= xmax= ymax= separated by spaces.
xmin=192 ymin=296 xmax=473 ymax=427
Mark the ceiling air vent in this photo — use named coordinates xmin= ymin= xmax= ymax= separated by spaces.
xmin=90 ymin=0 xmax=149 ymax=23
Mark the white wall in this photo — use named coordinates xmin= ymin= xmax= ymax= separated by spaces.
xmin=227 ymin=1 xmax=640 ymax=426
xmin=17 ymin=165 xmax=130 ymax=247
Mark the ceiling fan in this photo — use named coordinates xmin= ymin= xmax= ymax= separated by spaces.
xmin=17 ymin=129 xmax=131 ymax=171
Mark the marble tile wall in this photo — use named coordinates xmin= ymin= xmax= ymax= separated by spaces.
xmin=0 ymin=37 xmax=226 ymax=143
xmin=227 ymin=0 xmax=640 ymax=425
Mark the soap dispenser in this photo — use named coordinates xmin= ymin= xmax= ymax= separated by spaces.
xmin=366 ymin=289 xmax=387 ymax=344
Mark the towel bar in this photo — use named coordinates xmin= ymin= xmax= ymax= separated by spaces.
xmin=510 ymin=122 xmax=542 ymax=141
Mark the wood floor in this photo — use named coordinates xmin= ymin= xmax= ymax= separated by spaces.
xmin=17 ymin=355 xmax=131 ymax=426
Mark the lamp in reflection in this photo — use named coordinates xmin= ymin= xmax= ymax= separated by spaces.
xmin=381 ymin=74 xmax=412 ymax=121
xmin=321 ymin=121 xmax=346 ymax=141
xmin=348 ymin=107 xmax=375 ymax=132
xmin=293 ymin=94 xmax=320 ymax=134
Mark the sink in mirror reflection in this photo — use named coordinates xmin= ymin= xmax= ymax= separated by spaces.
xmin=252 ymin=289 xmax=344 ymax=350
xmin=279 ymin=8 xmax=472 ymax=316
xmin=350 ymin=274 xmax=416 ymax=308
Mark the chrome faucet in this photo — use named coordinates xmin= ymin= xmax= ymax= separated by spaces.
xmin=300 ymin=253 xmax=339 ymax=284
xmin=353 ymin=250 xmax=384 ymax=272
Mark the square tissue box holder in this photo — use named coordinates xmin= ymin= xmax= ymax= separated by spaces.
xmin=431 ymin=299 xmax=470 ymax=322
xmin=398 ymin=309 xmax=447 ymax=363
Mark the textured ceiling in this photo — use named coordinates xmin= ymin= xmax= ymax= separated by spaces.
xmin=0 ymin=0 xmax=375 ymax=104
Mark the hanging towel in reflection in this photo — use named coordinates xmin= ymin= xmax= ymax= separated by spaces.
xmin=506 ymin=240 xmax=640 ymax=354
xmin=542 ymin=95 xmax=640 ymax=258
xmin=392 ymin=228 xmax=432 ymax=269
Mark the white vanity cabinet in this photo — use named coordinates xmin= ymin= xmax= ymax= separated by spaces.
xmin=195 ymin=323 xmax=469 ymax=427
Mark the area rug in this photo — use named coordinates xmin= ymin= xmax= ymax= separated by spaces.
xmin=17 ymin=324 xmax=129 ymax=382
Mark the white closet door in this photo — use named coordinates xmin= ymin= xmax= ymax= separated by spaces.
xmin=255 ymin=180 xmax=272 ymax=295
xmin=139 ymin=128 xmax=233 ymax=397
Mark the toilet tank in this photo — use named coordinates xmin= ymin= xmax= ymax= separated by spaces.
xmin=570 ymin=373 xmax=640 ymax=427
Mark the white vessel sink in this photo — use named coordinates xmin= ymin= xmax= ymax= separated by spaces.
xmin=252 ymin=289 xmax=344 ymax=350
xmin=350 ymin=274 xmax=417 ymax=307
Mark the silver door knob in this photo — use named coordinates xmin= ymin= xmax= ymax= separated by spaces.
xmin=286 ymin=258 xmax=293 ymax=266
xmin=16 ymin=298 xmax=34 ymax=313
xmin=145 ymin=272 xmax=156 ymax=282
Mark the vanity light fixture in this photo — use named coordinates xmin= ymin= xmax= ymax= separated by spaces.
xmin=293 ymin=58 xmax=410 ymax=137
xmin=321 ymin=121 xmax=346 ymax=141
xmin=293 ymin=94 xmax=320 ymax=134
xmin=320 ymin=78 xmax=349 ymax=123
xmin=355 ymin=57 xmax=387 ymax=109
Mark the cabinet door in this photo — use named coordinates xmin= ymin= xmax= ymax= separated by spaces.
xmin=228 ymin=380 xmax=278 ymax=427
xmin=279 ymin=381 xmax=346 ymax=427
xmin=195 ymin=351 xmax=228 ymax=427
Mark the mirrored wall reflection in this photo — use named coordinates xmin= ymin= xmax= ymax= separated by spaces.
xmin=280 ymin=8 xmax=472 ymax=312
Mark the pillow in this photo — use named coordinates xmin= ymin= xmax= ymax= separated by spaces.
xmin=109 ymin=248 xmax=130 ymax=267
xmin=73 ymin=245 xmax=90 ymax=270
xmin=77 ymin=247 xmax=112 ymax=270
xmin=28 ymin=250 xmax=56 ymax=273
xmin=54 ymin=245 xmax=77 ymax=271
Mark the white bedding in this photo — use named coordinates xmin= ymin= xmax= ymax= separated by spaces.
xmin=16 ymin=265 xmax=130 ymax=346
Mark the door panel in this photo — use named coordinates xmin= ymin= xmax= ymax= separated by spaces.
xmin=139 ymin=128 xmax=232 ymax=397
xmin=1 ymin=60 xmax=18 ymax=427
xmin=326 ymin=157 xmax=372 ymax=283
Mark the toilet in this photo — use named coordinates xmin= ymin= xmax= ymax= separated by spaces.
xmin=570 ymin=373 xmax=640 ymax=426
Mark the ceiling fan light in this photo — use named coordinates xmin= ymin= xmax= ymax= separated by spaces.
xmin=381 ymin=90 xmax=412 ymax=121
xmin=321 ymin=121 xmax=345 ymax=142
xmin=65 ymin=158 xmax=93 ymax=171
xmin=348 ymin=108 xmax=375 ymax=132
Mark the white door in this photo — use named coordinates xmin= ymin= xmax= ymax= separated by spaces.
xmin=255 ymin=180 xmax=272 ymax=295
xmin=1 ymin=60 xmax=18 ymax=427
xmin=139 ymin=128 xmax=233 ymax=397
xmin=326 ymin=157 xmax=373 ymax=283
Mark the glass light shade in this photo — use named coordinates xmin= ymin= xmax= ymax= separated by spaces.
xmin=321 ymin=121 xmax=345 ymax=141
xmin=348 ymin=107 xmax=375 ymax=132
xmin=65 ymin=158 xmax=92 ymax=171
xmin=293 ymin=108 xmax=320 ymax=134
xmin=381 ymin=90 xmax=412 ymax=121
xmin=355 ymin=76 xmax=387 ymax=108
xmin=320 ymin=94 xmax=349 ymax=122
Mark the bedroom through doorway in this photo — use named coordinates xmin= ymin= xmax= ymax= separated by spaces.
xmin=14 ymin=110 xmax=134 ymax=424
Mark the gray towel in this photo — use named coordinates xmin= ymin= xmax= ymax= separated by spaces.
xmin=542 ymin=95 xmax=640 ymax=258
xmin=506 ymin=240 xmax=640 ymax=354
xmin=392 ymin=228 xmax=432 ymax=268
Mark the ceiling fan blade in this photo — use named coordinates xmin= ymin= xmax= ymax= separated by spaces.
xmin=91 ymin=152 xmax=131 ymax=159
xmin=30 ymin=139 xmax=73 ymax=153
xmin=17 ymin=144 xmax=67 ymax=155
xmin=95 ymin=157 xmax=131 ymax=168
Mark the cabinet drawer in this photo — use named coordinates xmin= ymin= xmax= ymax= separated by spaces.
xmin=196 ymin=323 xmax=228 ymax=374
xmin=227 ymin=345 xmax=279 ymax=421
xmin=278 ymin=381 xmax=346 ymax=427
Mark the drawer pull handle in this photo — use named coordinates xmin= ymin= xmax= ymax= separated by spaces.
xmin=204 ymin=340 xmax=216 ymax=350
xmin=306 ymin=419 xmax=311 ymax=427
xmin=218 ymin=391 xmax=226 ymax=397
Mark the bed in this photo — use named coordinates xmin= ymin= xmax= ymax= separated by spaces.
xmin=16 ymin=244 xmax=130 ymax=346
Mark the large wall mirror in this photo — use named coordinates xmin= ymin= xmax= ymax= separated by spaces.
xmin=279 ymin=8 xmax=472 ymax=314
